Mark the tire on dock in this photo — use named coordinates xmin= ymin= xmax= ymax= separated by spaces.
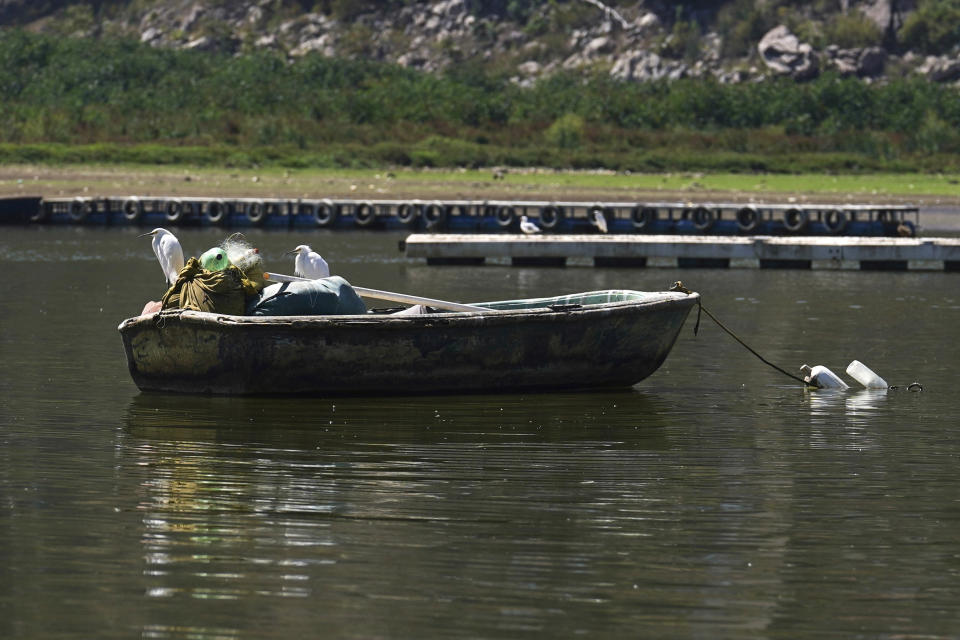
xmin=423 ymin=201 xmax=447 ymax=230
xmin=122 ymin=196 xmax=143 ymax=223
xmin=354 ymin=201 xmax=378 ymax=228
xmin=206 ymin=199 xmax=230 ymax=225
xmin=496 ymin=205 xmax=516 ymax=229
xmin=783 ymin=208 xmax=809 ymax=233
xmin=396 ymin=202 xmax=421 ymax=228
xmin=631 ymin=206 xmax=656 ymax=231
xmin=164 ymin=198 xmax=191 ymax=224
xmin=246 ymin=200 xmax=267 ymax=226
xmin=824 ymin=209 xmax=849 ymax=234
xmin=691 ymin=206 xmax=716 ymax=232
xmin=736 ymin=206 xmax=760 ymax=233
xmin=539 ymin=205 xmax=564 ymax=230
xmin=68 ymin=197 xmax=94 ymax=223
xmin=314 ymin=199 xmax=339 ymax=228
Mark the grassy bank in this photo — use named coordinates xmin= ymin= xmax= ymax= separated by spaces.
xmin=0 ymin=138 xmax=957 ymax=176
xmin=3 ymin=163 xmax=957 ymax=206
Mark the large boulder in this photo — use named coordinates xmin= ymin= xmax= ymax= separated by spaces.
xmin=611 ymin=50 xmax=688 ymax=82
xmin=432 ymin=0 xmax=467 ymax=18
xmin=917 ymin=55 xmax=960 ymax=82
xmin=826 ymin=45 xmax=886 ymax=77
xmin=584 ymin=36 xmax=614 ymax=56
xmin=758 ymin=25 xmax=819 ymax=80
xmin=858 ymin=47 xmax=886 ymax=76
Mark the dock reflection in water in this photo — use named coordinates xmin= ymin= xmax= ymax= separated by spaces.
xmin=3 ymin=226 xmax=960 ymax=639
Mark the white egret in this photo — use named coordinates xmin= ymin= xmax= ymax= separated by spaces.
xmin=591 ymin=209 xmax=609 ymax=233
xmin=287 ymin=244 xmax=330 ymax=279
xmin=138 ymin=227 xmax=185 ymax=286
xmin=520 ymin=215 xmax=541 ymax=235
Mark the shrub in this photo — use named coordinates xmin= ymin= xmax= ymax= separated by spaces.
xmin=900 ymin=0 xmax=960 ymax=54
xmin=544 ymin=112 xmax=584 ymax=149
xmin=51 ymin=4 xmax=96 ymax=36
xmin=717 ymin=0 xmax=778 ymax=58
xmin=660 ymin=16 xmax=701 ymax=61
xmin=825 ymin=11 xmax=883 ymax=49
xmin=409 ymin=149 xmax=439 ymax=167
xmin=548 ymin=1 xmax=599 ymax=33
xmin=370 ymin=141 xmax=412 ymax=165
xmin=909 ymin=110 xmax=960 ymax=154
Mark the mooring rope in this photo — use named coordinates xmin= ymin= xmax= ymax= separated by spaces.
xmin=670 ymin=281 xmax=809 ymax=385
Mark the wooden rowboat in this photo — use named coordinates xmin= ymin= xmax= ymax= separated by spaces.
xmin=118 ymin=289 xmax=699 ymax=396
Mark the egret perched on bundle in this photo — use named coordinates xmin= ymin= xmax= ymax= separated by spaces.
xmin=138 ymin=227 xmax=185 ymax=286
xmin=591 ymin=209 xmax=609 ymax=233
xmin=519 ymin=215 xmax=541 ymax=235
xmin=287 ymin=244 xmax=330 ymax=279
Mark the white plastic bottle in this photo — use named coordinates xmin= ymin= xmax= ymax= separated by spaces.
xmin=846 ymin=360 xmax=888 ymax=389
xmin=800 ymin=364 xmax=850 ymax=390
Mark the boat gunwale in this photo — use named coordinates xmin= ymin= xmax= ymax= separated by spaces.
xmin=117 ymin=290 xmax=699 ymax=332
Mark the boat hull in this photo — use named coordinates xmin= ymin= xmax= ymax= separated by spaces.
xmin=118 ymin=291 xmax=698 ymax=396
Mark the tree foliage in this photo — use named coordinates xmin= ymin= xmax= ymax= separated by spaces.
xmin=900 ymin=0 xmax=960 ymax=54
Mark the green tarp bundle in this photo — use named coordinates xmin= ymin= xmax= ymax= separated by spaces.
xmin=161 ymin=257 xmax=263 ymax=316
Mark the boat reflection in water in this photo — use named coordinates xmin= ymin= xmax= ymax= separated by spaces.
xmin=121 ymin=388 xmax=679 ymax=609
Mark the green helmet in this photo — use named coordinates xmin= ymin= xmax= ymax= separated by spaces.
xmin=200 ymin=247 xmax=231 ymax=272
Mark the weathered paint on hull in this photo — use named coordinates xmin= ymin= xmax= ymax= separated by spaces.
xmin=118 ymin=293 xmax=698 ymax=396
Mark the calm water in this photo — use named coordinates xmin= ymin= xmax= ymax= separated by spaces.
xmin=2 ymin=226 xmax=959 ymax=639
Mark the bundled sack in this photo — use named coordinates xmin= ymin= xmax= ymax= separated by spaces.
xmin=246 ymin=276 xmax=367 ymax=316
xmin=161 ymin=257 xmax=263 ymax=316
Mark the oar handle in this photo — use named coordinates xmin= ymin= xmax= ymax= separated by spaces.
xmin=263 ymin=272 xmax=490 ymax=313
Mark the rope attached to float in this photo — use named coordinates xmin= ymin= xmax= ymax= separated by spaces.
xmin=670 ymin=281 xmax=808 ymax=385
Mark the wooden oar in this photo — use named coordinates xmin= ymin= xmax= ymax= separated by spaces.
xmin=263 ymin=272 xmax=491 ymax=313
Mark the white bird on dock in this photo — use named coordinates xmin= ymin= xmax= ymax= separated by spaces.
xmin=287 ymin=244 xmax=330 ymax=279
xmin=520 ymin=215 xmax=541 ymax=235
xmin=138 ymin=227 xmax=184 ymax=286
xmin=591 ymin=209 xmax=608 ymax=233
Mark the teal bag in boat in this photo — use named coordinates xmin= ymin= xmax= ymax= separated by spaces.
xmin=246 ymin=276 xmax=367 ymax=316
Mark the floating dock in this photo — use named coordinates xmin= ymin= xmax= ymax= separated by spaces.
xmin=0 ymin=196 xmax=41 ymax=224
xmin=403 ymin=234 xmax=960 ymax=270
xmin=18 ymin=195 xmax=919 ymax=237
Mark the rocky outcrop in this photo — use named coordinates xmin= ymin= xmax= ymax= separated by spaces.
xmin=611 ymin=51 xmax=689 ymax=82
xmin=826 ymin=45 xmax=886 ymax=77
xmin=0 ymin=0 xmax=955 ymax=86
xmin=758 ymin=26 xmax=819 ymax=80
xmin=916 ymin=56 xmax=960 ymax=82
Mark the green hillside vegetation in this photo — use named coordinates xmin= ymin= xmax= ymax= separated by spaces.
xmin=1 ymin=29 xmax=959 ymax=172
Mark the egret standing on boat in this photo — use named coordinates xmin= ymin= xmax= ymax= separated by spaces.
xmin=138 ymin=228 xmax=184 ymax=286
xmin=591 ymin=209 xmax=609 ymax=233
xmin=520 ymin=215 xmax=541 ymax=235
xmin=287 ymin=244 xmax=330 ymax=279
